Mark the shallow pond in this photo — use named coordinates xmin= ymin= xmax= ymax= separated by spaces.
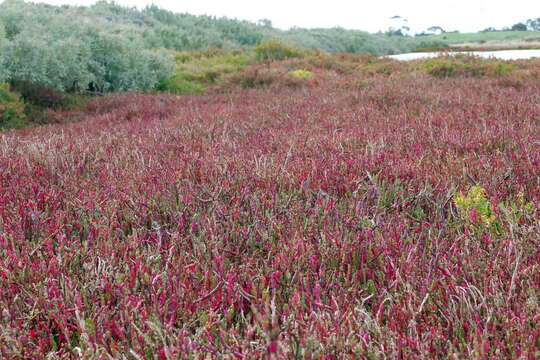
xmin=387 ymin=49 xmax=540 ymax=61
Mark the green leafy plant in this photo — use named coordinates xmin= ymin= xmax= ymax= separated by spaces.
xmin=499 ymin=191 xmax=535 ymax=224
xmin=288 ymin=69 xmax=314 ymax=78
xmin=454 ymin=185 xmax=501 ymax=233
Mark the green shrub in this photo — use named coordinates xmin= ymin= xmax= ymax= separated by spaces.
xmin=254 ymin=40 xmax=302 ymax=62
xmin=223 ymin=65 xmax=315 ymax=90
xmin=500 ymin=191 xmax=535 ymax=224
xmin=362 ymin=59 xmax=406 ymax=76
xmin=158 ymin=73 xmax=204 ymax=95
xmin=303 ymin=53 xmax=369 ymax=74
xmin=492 ymin=62 xmax=516 ymax=76
xmin=0 ymin=82 xmax=28 ymax=130
xmin=226 ymin=67 xmax=280 ymax=89
xmin=414 ymin=40 xmax=450 ymax=52
xmin=11 ymin=81 xmax=66 ymax=109
xmin=422 ymin=55 xmax=516 ymax=78
xmin=288 ymin=69 xmax=314 ymax=78
xmin=423 ymin=58 xmax=457 ymax=77
xmin=158 ymin=49 xmax=252 ymax=95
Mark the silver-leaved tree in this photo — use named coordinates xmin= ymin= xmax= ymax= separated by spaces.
xmin=0 ymin=0 xmax=174 ymax=93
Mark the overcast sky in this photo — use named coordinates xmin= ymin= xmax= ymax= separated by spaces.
xmin=35 ymin=0 xmax=540 ymax=33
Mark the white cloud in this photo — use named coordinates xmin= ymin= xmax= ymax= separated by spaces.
xmin=27 ymin=0 xmax=540 ymax=33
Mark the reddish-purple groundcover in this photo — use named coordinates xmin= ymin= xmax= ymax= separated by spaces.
xmin=0 ymin=72 xmax=538 ymax=358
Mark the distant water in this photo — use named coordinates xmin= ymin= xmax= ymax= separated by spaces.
xmin=387 ymin=49 xmax=540 ymax=61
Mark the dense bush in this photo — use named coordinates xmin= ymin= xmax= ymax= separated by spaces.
xmin=0 ymin=82 xmax=27 ymax=129
xmin=158 ymin=72 xmax=205 ymax=95
xmin=222 ymin=64 xmax=318 ymax=90
xmin=254 ymin=40 xmax=303 ymax=62
xmin=360 ymin=58 xmax=410 ymax=76
xmin=274 ymin=27 xmax=409 ymax=55
xmin=2 ymin=0 xmax=416 ymax=80
xmin=423 ymin=58 xmax=458 ymax=77
xmin=301 ymin=53 xmax=360 ymax=74
xmin=225 ymin=66 xmax=282 ymax=89
xmin=421 ymin=55 xmax=516 ymax=78
xmin=0 ymin=0 xmax=174 ymax=93
xmin=10 ymin=81 xmax=66 ymax=109
xmin=159 ymin=49 xmax=251 ymax=94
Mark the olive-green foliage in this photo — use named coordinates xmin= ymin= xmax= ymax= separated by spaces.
xmin=500 ymin=192 xmax=535 ymax=224
xmin=226 ymin=68 xmax=283 ymax=89
xmin=300 ymin=53 xmax=372 ymax=75
xmin=422 ymin=55 xmax=516 ymax=78
xmin=288 ymin=69 xmax=314 ymax=78
xmin=0 ymin=82 xmax=28 ymax=130
xmin=276 ymin=27 xmax=420 ymax=56
xmin=101 ymin=1 xmax=446 ymax=56
xmin=159 ymin=48 xmax=251 ymax=94
xmin=360 ymin=58 xmax=409 ymax=76
xmin=454 ymin=186 xmax=536 ymax=235
xmin=158 ymin=73 xmax=205 ymax=95
xmin=0 ymin=0 xmax=174 ymax=93
xmin=423 ymin=58 xmax=458 ymax=77
xmin=254 ymin=41 xmax=303 ymax=62
xmin=142 ymin=4 xmax=265 ymax=49
xmin=140 ymin=3 xmax=425 ymax=56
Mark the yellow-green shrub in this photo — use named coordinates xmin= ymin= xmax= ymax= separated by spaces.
xmin=225 ymin=67 xmax=281 ymax=89
xmin=160 ymin=49 xmax=252 ymax=94
xmin=254 ymin=40 xmax=303 ymax=62
xmin=361 ymin=59 xmax=408 ymax=76
xmin=423 ymin=58 xmax=457 ymax=77
xmin=0 ymin=82 xmax=28 ymax=130
xmin=499 ymin=191 xmax=535 ymax=224
xmin=422 ymin=55 xmax=516 ymax=78
xmin=288 ymin=69 xmax=314 ymax=78
xmin=158 ymin=72 xmax=205 ymax=95
xmin=454 ymin=185 xmax=501 ymax=233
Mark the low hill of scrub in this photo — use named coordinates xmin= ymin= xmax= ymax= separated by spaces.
xmin=1 ymin=0 xmax=536 ymax=100
xmin=0 ymin=0 xmax=440 ymax=96
xmin=3 ymin=38 xmax=539 ymax=128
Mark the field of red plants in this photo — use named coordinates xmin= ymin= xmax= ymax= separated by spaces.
xmin=0 ymin=60 xmax=539 ymax=358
